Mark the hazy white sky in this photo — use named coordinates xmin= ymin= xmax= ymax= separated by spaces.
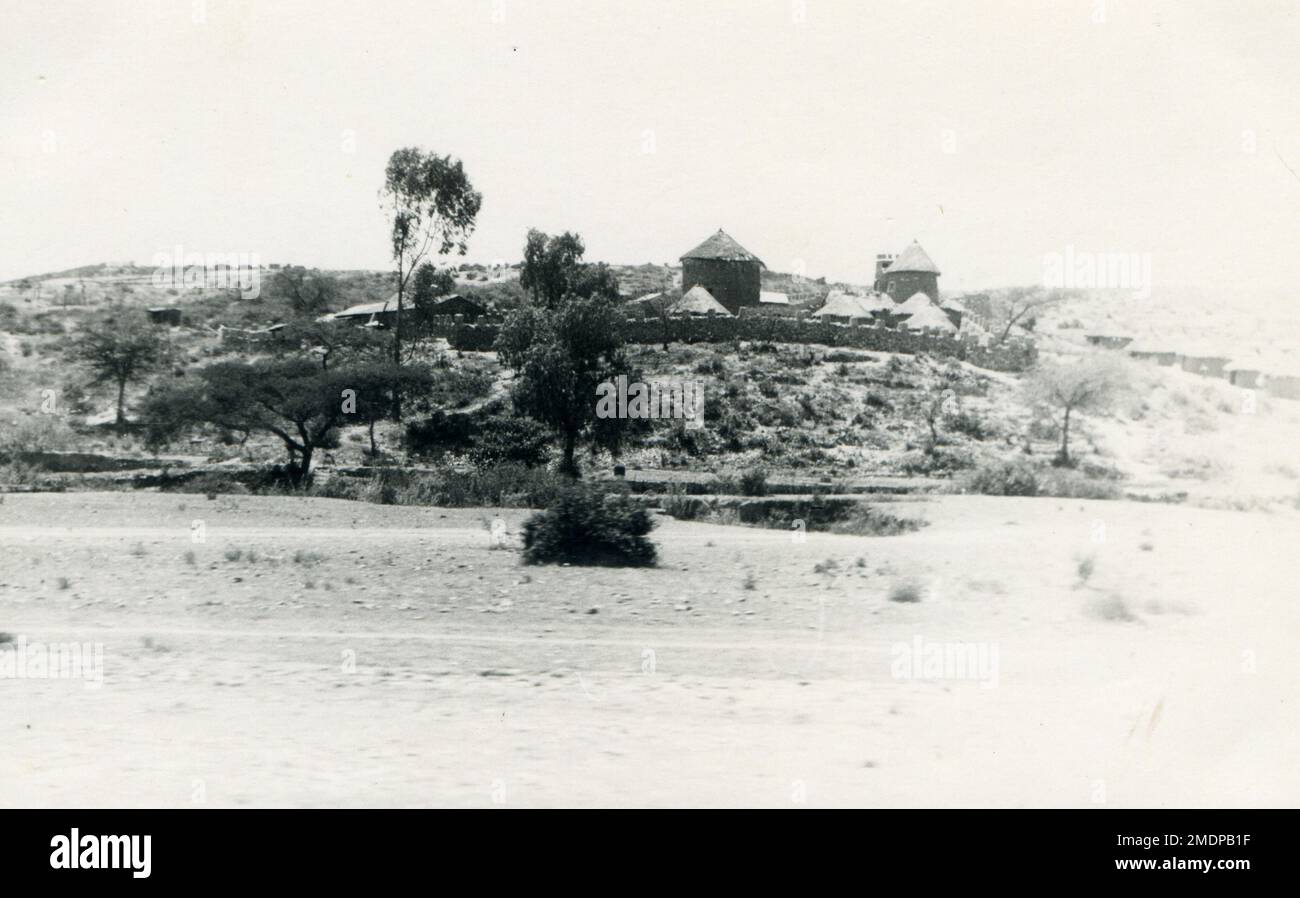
xmin=2 ymin=0 xmax=1297 ymax=294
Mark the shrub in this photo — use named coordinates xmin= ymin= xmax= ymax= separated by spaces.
xmin=468 ymin=415 xmax=552 ymax=468
xmin=889 ymin=579 xmax=924 ymax=603
xmin=522 ymin=487 xmax=657 ymax=567
xmin=694 ymin=353 xmax=727 ymax=376
xmin=900 ymin=447 xmax=974 ymax=476
xmin=944 ymin=409 xmax=996 ymax=441
xmin=827 ymin=506 xmax=926 ymax=536
xmin=964 ymin=459 xmax=1040 ymax=496
xmin=1037 ymin=468 xmax=1121 ymax=500
xmin=739 ymin=467 xmax=768 ymax=496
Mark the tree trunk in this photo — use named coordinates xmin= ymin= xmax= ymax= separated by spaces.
xmin=368 ymin=420 xmax=377 ymax=456
xmin=115 ymin=377 xmax=127 ymax=426
xmin=560 ymin=430 xmax=579 ymax=478
xmin=294 ymin=445 xmax=314 ymax=487
xmin=1059 ymin=407 xmax=1072 ymax=466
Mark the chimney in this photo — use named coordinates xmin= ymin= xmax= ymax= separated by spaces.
xmin=874 ymin=253 xmax=895 ymax=288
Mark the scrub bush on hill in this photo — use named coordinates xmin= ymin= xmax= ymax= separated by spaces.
xmin=964 ymin=459 xmax=1040 ymax=496
xmin=522 ymin=487 xmax=657 ymax=567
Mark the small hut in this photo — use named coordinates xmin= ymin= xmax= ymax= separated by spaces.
xmin=670 ymin=285 xmax=733 ymax=317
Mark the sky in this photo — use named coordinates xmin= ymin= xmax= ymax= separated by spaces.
xmin=2 ymin=0 xmax=1298 ymax=296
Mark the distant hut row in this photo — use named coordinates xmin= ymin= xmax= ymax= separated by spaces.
xmin=1093 ymin=335 xmax=1300 ymax=400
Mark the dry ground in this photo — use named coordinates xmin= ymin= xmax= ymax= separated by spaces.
xmin=1 ymin=491 xmax=1297 ymax=807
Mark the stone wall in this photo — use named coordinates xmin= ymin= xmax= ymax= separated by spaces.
xmin=426 ymin=313 xmax=1037 ymax=372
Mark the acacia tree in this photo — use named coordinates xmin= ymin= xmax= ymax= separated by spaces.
xmin=272 ymin=319 xmax=389 ymax=371
xmin=1024 ymin=355 xmax=1128 ymax=466
xmin=380 ymin=148 xmax=482 ymax=368
xmin=343 ymin=362 xmax=436 ymax=456
xmin=906 ymin=357 xmax=963 ymax=454
xmin=268 ymin=266 xmax=339 ymax=317
xmin=142 ymin=358 xmax=354 ymax=483
xmin=496 ymin=295 xmax=631 ymax=477
xmin=989 ymin=287 xmax=1065 ymax=345
xmin=71 ymin=310 xmax=169 ymax=426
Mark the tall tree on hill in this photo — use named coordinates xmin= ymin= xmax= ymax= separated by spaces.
xmin=519 ymin=230 xmax=620 ymax=308
xmin=380 ymin=148 xmax=482 ymax=373
xmin=71 ymin=310 xmax=170 ymax=426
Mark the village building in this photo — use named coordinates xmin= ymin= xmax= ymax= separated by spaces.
xmin=328 ymin=292 xmax=484 ymax=327
xmin=146 ymin=307 xmax=182 ymax=326
xmin=897 ymin=292 xmax=956 ymax=331
xmin=1085 ymin=334 xmax=1135 ymax=350
xmin=670 ymin=284 xmax=733 ymax=317
xmin=679 ymin=229 xmax=764 ymax=314
xmin=812 ymin=290 xmax=877 ymax=322
xmin=875 ymin=240 xmax=941 ymax=303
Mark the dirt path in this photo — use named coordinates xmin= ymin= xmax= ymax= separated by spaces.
xmin=1 ymin=492 xmax=1296 ymax=807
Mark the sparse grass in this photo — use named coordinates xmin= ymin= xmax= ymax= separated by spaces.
xmin=742 ymin=571 xmax=757 ymax=591
xmin=1085 ymin=593 xmax=1137 ymax=622
xmin=292 ymin=549 xmax=324 ymax=565
xmin=813 ymin=558 xmax=838 ymax=575
xmin=1075 ymin=553 xmax=1097 ymax=585
xmin=183 ymin=550 xmax=196 ymax=565
xmin=224 ymin=547 xmax=243 ymax=562
xmin=55 ymin=576 xmax=70 ymax=590
xmin=889 ymin=579 xmax=924 ymax=603
xmin=129 ymin=542 xmax=147 ymax=557
xmin=826 ymin=507 xmax=926 ymax=537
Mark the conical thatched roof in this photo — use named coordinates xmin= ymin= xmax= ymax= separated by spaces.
xmin=902 ymin=301 xmax=956 ymax=331
xmin=672 ymin=284 xmax=733 ymax=316
xmin=889 ymin=241 xmax=940 ymax=275
xmin=813 ymin=290 xmax=876 ymax=319
xmin=897 ymin=291 xmax=937 ymax=314
xmin=680 ymin=229 xmax=765 ymax=266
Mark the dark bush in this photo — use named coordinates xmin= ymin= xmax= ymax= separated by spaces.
xmin=944 ymin=409 xmax=996 ymax=441
xmin=900 ymin=447 xmax=975 ymax=476
xmin=964 ymin=459 xmax=1040 ymax=496
xmin=739 ymin=467 xmax=769 ymax=496
xmin=468 ymin=415 xmax=552 ymax=467
xmin=522 ymin=487 xmax=657 ymax=566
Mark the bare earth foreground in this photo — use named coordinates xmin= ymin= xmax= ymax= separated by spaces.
xmin=1 ymin=492 xmax=1296 ymax=808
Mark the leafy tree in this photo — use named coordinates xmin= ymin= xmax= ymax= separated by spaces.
xmin=639 ymin=290 xmax=681 ymax=350
xmin=268 ymin=266 xmax=339 ymax=317
xmin=142 ymin=358 xmax=355 ymax=483
xmin=71 ymin=310 xmax=169 ymax=426
xmin=906 ymin=357 xmax=963 ymax=454
xmin=411 ymin=261 xmax=456 ymax=305
xmin=380 ymin=148 xmax=482 ymax=368
xmin=341 ymin=362 xmax=436 ymax=456
xmin=272 ymin=319 xmax=389 ymax=371
xmin=989 ymin=287 xmax=1064 ymax=345
xmin=496 ymin=295 xmax=631 ymax=476
xmin=518 ymin=230 xmax=619 ymax=309
xmin=1023 ymin=355 xmax=1128 ymax=466
xmin=520 ymin=229 xmax=585 ymax=308
xmin=468 ymin=414 xmax=553 ymax=468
